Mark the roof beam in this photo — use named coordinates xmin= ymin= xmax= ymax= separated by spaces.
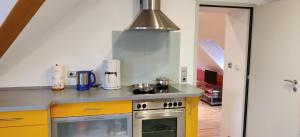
xmin=0 ymin=0 xmax=45 ymax=58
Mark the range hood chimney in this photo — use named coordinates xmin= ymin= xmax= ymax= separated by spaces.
xmin=129 ymin=0 xmax=180 ymax=31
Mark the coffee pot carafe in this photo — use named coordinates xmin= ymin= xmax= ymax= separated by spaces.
xmin=102 ymin=60 xmax=121 ymax=90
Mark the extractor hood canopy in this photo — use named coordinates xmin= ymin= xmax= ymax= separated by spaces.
xmin=129 ymin=0 xmax=180 ymax=31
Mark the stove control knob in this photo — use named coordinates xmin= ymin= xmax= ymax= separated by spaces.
xmin=137 ymin=104 xmax=141 ymax=109
xmin=173 ymin=102 xmax=178 ymax=107
xmin=142 ymin=104 xmax=147 ymax=109
xmin=163 ymin=103 xmax=168 ymax=107
xmin=178 ymin=102 xmax=182 ymax=106
xmin=168 ymin=102 xmax=173 ymax=107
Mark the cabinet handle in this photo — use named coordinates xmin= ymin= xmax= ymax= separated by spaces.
xmin=135 ymin=110 xmax=184 ymax=119
xmin=0 ymin=118 xmax=23 ymax=121
xmin=84 ymin=108 xmax=103 ymax=111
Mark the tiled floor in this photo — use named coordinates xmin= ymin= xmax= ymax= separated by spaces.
xmin=198 ymin=101 xmax=222 ymax=137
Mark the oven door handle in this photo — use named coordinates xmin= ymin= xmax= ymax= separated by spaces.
xmin=135 ymin=110 xmax=184 ymax=119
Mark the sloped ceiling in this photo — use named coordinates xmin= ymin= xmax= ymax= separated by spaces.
xmin=10 ymin=0 xmax=82 ymax=48
xmin=0 ymin=0 xmax=82 ymax=75
xmin=0 ymin=0 xmax=17 ymax=25
xmin=0 ymin=0 xmax=81 ymax=59
xmin=199 ymin=40 xmax=224 ymax=70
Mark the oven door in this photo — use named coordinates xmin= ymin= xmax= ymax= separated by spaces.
xmin=133 ymin=108 xmax=185 ymax=137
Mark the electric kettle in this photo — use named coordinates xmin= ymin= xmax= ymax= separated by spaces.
xmin=76 ymin=70 xmax=96 ymax=91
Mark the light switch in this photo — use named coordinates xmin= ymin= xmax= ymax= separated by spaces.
xmin=228 ymin=62 xmax=233 ymax=68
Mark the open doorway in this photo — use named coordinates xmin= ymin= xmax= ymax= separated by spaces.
xmin=196 ymin=5 xmax=252 ymax=137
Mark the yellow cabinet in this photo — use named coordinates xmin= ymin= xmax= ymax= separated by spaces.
xmin=0 ymin=110 xmax=48 ymax=128
xmin=0 ymin=110 xmax=49 ymax=137
xmin=0 ymin=124 xmax=48 ymax=137
xmin=51 ymin=100 xmax=132 ymax=118
xmin=186 ymin=97 xmax=199 ymax=137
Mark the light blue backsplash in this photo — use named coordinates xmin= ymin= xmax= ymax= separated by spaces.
xmin=112 ymin=31 xmax=180 ymax=85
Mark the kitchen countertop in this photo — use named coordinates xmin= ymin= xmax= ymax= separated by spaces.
xmin=0 ymin=89 xmax=51 ymax=112
xmin=0 ymin=84 xmax=203 ymax=112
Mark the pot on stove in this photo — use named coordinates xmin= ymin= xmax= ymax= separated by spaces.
xmin=156 ymin=77 xmax=170 ymax=89
xmin=130 ymin=83 xmax=156 ymax=94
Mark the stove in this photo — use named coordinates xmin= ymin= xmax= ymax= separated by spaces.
xmin=133 ymin=98 xmax=185 ymax=137
xmin=132 ymin=85 xmax=181 ymax=95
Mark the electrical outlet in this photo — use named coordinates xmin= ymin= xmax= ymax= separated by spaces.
xmin=181 ymin=66 xmax=187 ymax=83
xmin=67 ymin=71 xmax=77 ymax=78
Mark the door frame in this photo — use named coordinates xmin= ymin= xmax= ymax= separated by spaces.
xmin=194 ymin=3 xmax=254 ymax=137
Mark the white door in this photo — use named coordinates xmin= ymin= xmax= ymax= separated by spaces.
xmin=246 ymin=0 xmax=300 ymax=137
xmin=221 ymin=8 xmax=250 ymax=137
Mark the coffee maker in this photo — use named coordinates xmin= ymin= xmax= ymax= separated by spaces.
xmin=101 ymin=59 xmax=121 ymax=89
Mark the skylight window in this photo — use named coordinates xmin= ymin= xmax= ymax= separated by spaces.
xmin=199 ymin=40 xmax=225 ymax=70
xmin=0 ymin=0 xmax=18 ymax=26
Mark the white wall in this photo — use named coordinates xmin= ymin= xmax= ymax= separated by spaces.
xmin=0 ymin=0 xmax=266 ymax=87
xmin=0 ymin=0 xmax=138 ymax=87
xmin=0 ymin=0 xmax=196 ymax=87
xmin=161 ymin=0 xmax=197 ymax=85
xmin=199 ymin=0 xmax=273 ymax=5
xmin=199 ymin=12 xmax=226 ymax=48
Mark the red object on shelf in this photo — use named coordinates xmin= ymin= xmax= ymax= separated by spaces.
xmin=197 ymin=80 xmax=222 ymax=106
xmin=197 ymin=68 xmax=223 ymax=106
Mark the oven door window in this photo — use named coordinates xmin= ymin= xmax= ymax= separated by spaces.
xmin=142 ymin=118 xmax=177 ymax=137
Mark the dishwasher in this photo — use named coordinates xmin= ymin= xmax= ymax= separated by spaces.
xmin=52 ymin=113 xmax=132 ymax=137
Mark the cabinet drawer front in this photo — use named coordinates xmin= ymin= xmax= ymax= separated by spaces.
xmin=0 ymin=125 xmax=48 ymax=137
xmin=0 ymin=110 xmax=48 ymax=128
xmin=51 ymin=100 xmax=132 ymax=118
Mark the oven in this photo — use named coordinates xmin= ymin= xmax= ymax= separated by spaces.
xmin=133 ymin=98 xmax=185 ymax=137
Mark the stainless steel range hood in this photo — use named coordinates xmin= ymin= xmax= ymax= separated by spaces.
xmin=129 ymin=0 xmax=180 ymax=31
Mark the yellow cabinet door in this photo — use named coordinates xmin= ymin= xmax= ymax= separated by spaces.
xmin=51 ymin=100 xmax=132 ymax=118
xmin=186 ymin=97 xmax=199 ymax=137
xmin=0 ymin=125 xmax=48 ymax=137
xmin=0 ymin=110 xmax=48 ymax=128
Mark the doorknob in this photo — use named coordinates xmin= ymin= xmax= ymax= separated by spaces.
xmin=284 ymin=79 xmax=298 ymax=92
xmin=284 ymin=79 xmax=298 ymax=85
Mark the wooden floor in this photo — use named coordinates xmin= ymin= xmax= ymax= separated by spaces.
xmin=198 ymin=101 xmax=222 ymax=137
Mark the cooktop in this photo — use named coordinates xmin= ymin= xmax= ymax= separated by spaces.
xmin=132 ymin=86 xmax=181 ymax=95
